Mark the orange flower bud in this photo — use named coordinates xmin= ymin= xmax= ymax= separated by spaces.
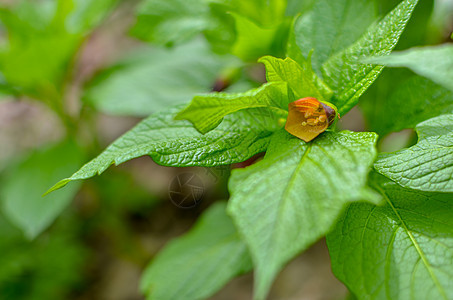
xmin=285 ymin=97 xmax=338 ymax=142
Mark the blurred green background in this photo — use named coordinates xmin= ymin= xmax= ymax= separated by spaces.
xmin=0 ymin=0 xmax=451 ymax=299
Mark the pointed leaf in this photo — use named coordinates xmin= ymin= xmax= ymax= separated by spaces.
xmin=293 ymin=0 xmax=377 ymax=73
xmin=228 ymin=129 xmax=380 ymax=299
xmin=322 ymin=0 xmax=419 ymax=115
xmin=374 ymin=114 xmax=453 ymax=192
xmin=327 ymin=176 xmax=453 ymax=300
xmin=175 ymin=82 xmax=287 ymax=134
xmin=366 ymin=44 xmax=453 ymax=93
xmin=47 ymin=105 xmax=280 ymax=193
xmin=140 ymin=202 xmax=252 ymax=300
xmin=259 ymin=56 xmax=332 ymax=101
xmin=1 ymin=140 xmax=83 ymax=239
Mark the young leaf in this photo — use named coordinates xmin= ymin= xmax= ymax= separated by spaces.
xmin=362 ymin=76 xmax=453 ymax=136
xmin=327 ymin=176 xmax=453 ymax=300
xmin=259 ymin=56 xmax=332 ymax=101
xmin=293 ymin=0 xmax=377 ymax=73
xmin=140 ymin=202 xmax=252 ymax=300
xmin=46 ymin=105 xmax=280 ymax=193
xmin=228 ymin=129 xmax=380 ymax=300
xmin=1 ymin=140 xmax=83 ymax=239
xmin=366 ymin=44 xmax=453 ymax=93
xmin=321 ymin=0 xmax=419 ymax=115
xmin=175 ymin=82 xmax=287 ymax=134
xmin=84 ymin=39 xmax=237 ymax=117
xmin=374 ymin=114 xmax=453 ymax=192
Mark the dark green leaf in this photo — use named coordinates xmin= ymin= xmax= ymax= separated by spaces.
xmin=375 ymin=114 xmax=453 ymax=192
xmin=366 ymin=44 xmax=453 ymax=92
xmin=84 ymin=39 xmax=237 ymax=116
xmin=140 ymin=202 xmax=252 ymax=300
xmin=228 ymin=129 xmax=380 ymax=299
xmin=293 ymin=0 xmax=377 ymax=74
xmin=322 ymin=0 xmax=419 ymax=115
xmin=1 ymin=140 xmax=83 ymax=239
xmin=175 ymin=82 xmax=287 ymax=134
xmin=47 ymin=105 xmax=280 ymax=193
xmin=327 ymin=176 xmax=453 ymax=299
xmin=362 ymin=76 xmax=453 ymax=136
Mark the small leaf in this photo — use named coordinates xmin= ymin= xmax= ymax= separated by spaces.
xmin=84 ymin=39 xmax=237 ymax=117
xmin=259 ymin=56 xmax=332 ymax=101
xmin=327 ymin=175 xmax=453 ymax=300
xmin=140 ymin=202 xmax=252 ymax=300
xmin=374 ymin=114 xmax=453 ymax=192
xmin=293 ymin=0 xmax=377 ymax=73
xmin=47 ymin=105 xmax=280 ymax=194
xmin=322 ymin=0 xmax=419 ymax=115
xmin=228 ymin=129 xmax=380 ymax=299
xmin=175 ymin=82 xmax=287 ymax=134
xmin=366 ymin=44 xmax=453 ymax=93
xmin=1 ymin=140 xmax=83 ymax=239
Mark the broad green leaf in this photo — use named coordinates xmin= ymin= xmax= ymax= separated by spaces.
xmin=366 ymin=44 xmax=453 ymax=93
xmin=293 ymin=0 xmax=377 ymax=74
xmin=140 ymin=202 xmax=252 ymax=300
xmin=259 ymin=56 xmax=332 ymax=101
xmin=131 ymin=0 xmax=211 ymax=46
xmin=84 ymin=39 xmax=237 ymax=116
xmin=1 ymin=140 xmax=83 ymax=239
xmin=47 ymin=105 xmax=280 ymax=194
xmin=375 ymin=114 xmax=453 ymax=192
xmin=175 ymin=82 xmax=287 ymax=134
xmin=231 ymin=13 xmax=288 ymax=62
xmin=223 ymin=0 xmax=287 ymax=27
xmin=322 ymin=0 xmax=419 ymax=115
xmin=362 ymin=76 xmax=453 ymax=136
xmin=228 ymin=129 xmax=380 ymax=299
xmin=327 ymin=176 xmax=453 ymax=300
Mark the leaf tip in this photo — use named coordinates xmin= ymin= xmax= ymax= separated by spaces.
xmin=43 ymin=179 xmax=71 ymax=196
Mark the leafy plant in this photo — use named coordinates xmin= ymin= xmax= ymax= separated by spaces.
xmin=2 ymin=0 xmax=452 ymax=299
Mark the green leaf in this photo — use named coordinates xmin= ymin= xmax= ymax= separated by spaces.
xmin=366 ymin=44 xmax=453 ymax=93
xmin=140 ymin=202 xmax=252 ymax=300
xmin=321 ymin=0 xmax=419 ymax=115
xmin=293 ymin=0 xmax=377 ymax=74
xmin=228 ymin=129 xmax=380 ymax=299
xmin=362 ymin=76 xmax=453 ymax=136
xmin=0 ymin=0 xmax=116 ymax=100
xmin=1 ymin=140 xmax=83 ymax=239
xmin=175 ymin=82 xmax=287 ymax=134
xmin=231 ymin=13 xmax=288 ymax=62
xmin=374 ymin=114 xmax=453 ymax=192
xmin=84 ymin=39 xmax=237 ymax=117
xmin=327 ymin=175 xmax=453 ymax=300
xmin=131 ymin=0 xmax=211 ymax=46
xmin=47 ymin=105 xmax=280 ymax=194
xmin=259 ymin=55 xmax=332 ymax=101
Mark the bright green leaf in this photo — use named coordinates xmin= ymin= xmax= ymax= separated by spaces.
xmin=47 ymin=105 xmax=280 ymax=194
xmin=362 ymin=76 xmax=453 ymax=136
xmin=84 ymin=39 xmax=237 ymax=116
xmin=228 ymin=129 xmax=380 ymax=300
xmin=322 ymin=0 xmax=419 ymax=115
xmin=293 ymin=0 xmax=377 ymax=74
xmin=1 ymin=140 xmax=83 ymax=239
xmin=259 ymin=56 xmax=332 ymax=101
xmin=327 ymin=176 xmax=453 ymax=300
xmin=140 ymin=202 xmax=252 ymax=300
xmin=175 ymin=82 xmax=287 ymax=134
xmin=375 ymin=114 xmax=453 ymax=192
xmin=366 ymin=44 xmax=453 ymax=92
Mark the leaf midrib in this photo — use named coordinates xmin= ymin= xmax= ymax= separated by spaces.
xmin=376 ymin=185 xmax=448 ymax=300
